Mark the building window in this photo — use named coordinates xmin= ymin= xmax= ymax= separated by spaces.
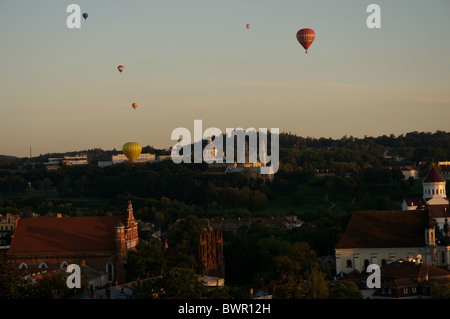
xmin=388 ymin=289 xmax=392 ymax=295
xmin=381 ymin=259 xmax=387 ymax=266
xmin=106 ymin=262 xmax=114 ymax=281
xmin=346 ymin=260 xmax=352 ymax=268
xmin=38 ymin=262 xmax=48 ymax=269
xmin=403 ymin=287 xmax=408 ymax=294
xmin=412 ymin=287 xmax=416 ymax=293
xmin=60 ymin=262 xmax=69 ymax=269
xmin=364 ymin=259 xmax=370 ymax=269
xmin=18 ymin=263 xmax=28 ymax=269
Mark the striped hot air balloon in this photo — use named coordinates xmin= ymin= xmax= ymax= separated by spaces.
xmin=296 ymin=28 xmax=315 ymax=53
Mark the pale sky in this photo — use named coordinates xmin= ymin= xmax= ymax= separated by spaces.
xmin=1 ymin=0 xmax=449 ymax=157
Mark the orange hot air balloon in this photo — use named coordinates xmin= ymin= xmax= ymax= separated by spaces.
xmin=296 ymin=28 xmax=315 ymax=53
xmin=246 ymin=24 xmax=250 ymax=29
xmin=132 ymin=103 xmax=137 ymax=110
xmin=118 ymin=65 xmax=124 ymax=73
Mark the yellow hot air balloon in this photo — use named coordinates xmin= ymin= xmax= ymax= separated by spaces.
xmin=122 ymin=142 xmax=142 ymax=163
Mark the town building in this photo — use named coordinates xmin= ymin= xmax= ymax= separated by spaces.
xmin=7 ymin=201 xmax=139 ymax=287
xmin=438 ymin=162 xmax=450 ymax=180
xmin=111 ymin=153 xmax=156 ymax=164
xmin=98 ymin=153 xmax=170 ymax=167
xmin=335 ymin=166 xmax=450 ymax=277
xmin=0 ymin=213 xmax=18 ymax=245
xmin=331 ymin=258 xmax=450 ymax=299
xmin=45 ymin=154 xmax=88 ymax=170
xmin=402 ymin=165 xmax=448 ymax=214
xmin=199 ymin=221 xmax=225 ymax=278
xmin=400 ymin=166 xmax=420 ymax=180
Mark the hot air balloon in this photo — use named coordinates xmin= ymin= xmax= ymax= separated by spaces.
xmin=122 ymin=142 xmax=142 ymax=163
xmin=132 ymin=103 xmax=137 ymax=110
xmin=118 ymin=65 xmax=124 ymax=73
xmin=246 ymin=24 xmax=250 ymax=29
xmin=296 ymin=28 xmax=315 ymax=53
xmin=82 ymin=13 xmax=88 ymax=20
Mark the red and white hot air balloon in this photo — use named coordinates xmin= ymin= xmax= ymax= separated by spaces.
xmin=296 ymin=28 xmax=315 ymax=53
xmin=117 ymin=65 xmax=124 ymax=73
xmin=246 ymin=24 xmax=250 ymax=29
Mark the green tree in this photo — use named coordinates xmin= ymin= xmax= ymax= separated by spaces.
xmin=31 ymin=271 xmax=88 ymax=299
xmin=0 ymin=256 xmax=32 ymax=299
xmin=271 ymin=243 xmax=328 ymax=299
xmin=329 ymin=281 xmax=363 ymax=299
xmin=134 ymin=268 xmax=206 ymax=299
xmin=124 ymin=241 xmax=163 ymax=282
xmin=431 ymin=280 xmax=450 ymax=298
xmin=304 ymin=264 xmax=329 ymax=299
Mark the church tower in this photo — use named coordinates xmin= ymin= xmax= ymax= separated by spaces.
xmin=125 ymin=201 xmax=139 ymax=249
xmin=199 ymin=220 xmax=225 ymax=278
xmin=114 ymin=221 xmax=126 ymax=284
xmin=114 ymin=201 xmax=139 ymax=284
xmin=423 ymin=166 xmax=447 ymax=205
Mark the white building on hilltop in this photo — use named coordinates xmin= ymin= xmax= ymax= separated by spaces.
xmin=111 ymin=153 xmax=156 ymax=164
xmin=45 ymin=154 xmax=88 ymax=170
xmin=98 ymin=153 xmax=157 ymax=167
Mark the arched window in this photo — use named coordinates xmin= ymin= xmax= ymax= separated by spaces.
xmin=364 ymin=259 xmax=370 ymax=269
xmin=38 ymin=262 xmax=48 ymax=269
xmin=18 ymin=263 xmax=28 ymax=269
xmin=381 ymin=259 xmax=387 ymax=266
xmin=346 ymin=260 xmax=352 ymax=268
xmin=60 ymin=262 xmax=69 ymax=269
xmin=106 ymin=262 xmax=114 ymax=281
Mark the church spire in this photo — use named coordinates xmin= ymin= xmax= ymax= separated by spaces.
xmin=127 ymin=201 xmax=135 ymax=222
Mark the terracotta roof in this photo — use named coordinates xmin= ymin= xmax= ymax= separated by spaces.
xmin=335 ymin=210 xmax=428 ymax=249
xmin=9 ymin=215 xmax=127 ymax=255
xmin=381 ymin=260 xmax=450 ymax=280
xmin=423 ymin=166 xmax=446 ymax=183
xmin=381 ymin=278 xmax=416 ymax=288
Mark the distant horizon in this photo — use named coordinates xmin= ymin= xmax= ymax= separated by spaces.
xmin=3 ymin=128 xmax=448 ymax=159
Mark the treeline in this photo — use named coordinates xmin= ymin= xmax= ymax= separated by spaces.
xmin=279 ymin=130 xmax=450 ymax=163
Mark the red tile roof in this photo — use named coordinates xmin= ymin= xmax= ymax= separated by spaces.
xmin=335 ymin=210 xmax=428 ymax=249
xmin=423 ymin=166 xmax=446 ymax=183
xmin=9 ymin=215 xmax=127 ymax=255
xmin=381 ymin=260 xmax=450 ymax=280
